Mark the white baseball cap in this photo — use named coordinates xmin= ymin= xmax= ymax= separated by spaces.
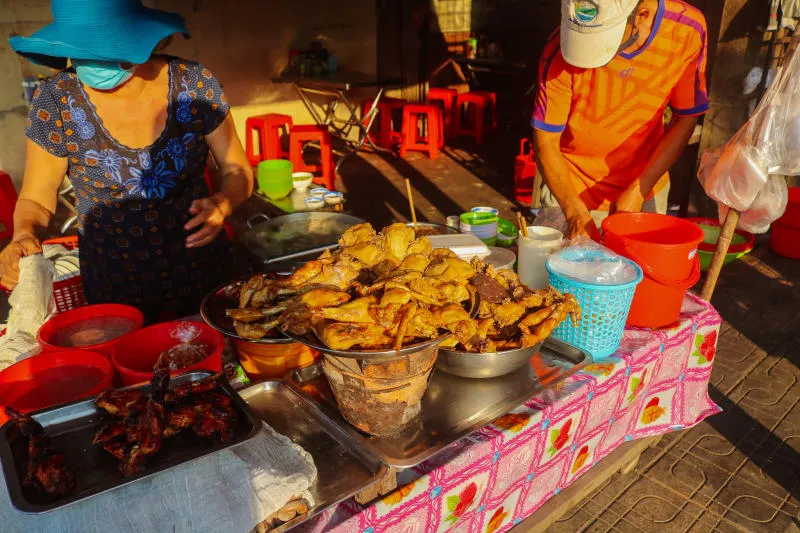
xmin=561 ymin=0 xmax=640 ymax=68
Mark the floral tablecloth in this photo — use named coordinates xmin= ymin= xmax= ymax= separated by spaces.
xmin=296 ymin=294 xmax=721 ymax=533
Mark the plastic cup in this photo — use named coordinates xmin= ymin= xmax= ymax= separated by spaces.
xmin=257 ymin=159 xmax=293 ymax=200
xmin=517 ymin=226 xmax=563 ymax=289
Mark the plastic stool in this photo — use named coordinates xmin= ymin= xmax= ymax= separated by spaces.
xmin=245 ymin=114 xmax=293 ymax=166
xmin=454 ymin=92 xmax=495 ymax=144
xmin=289 ymin=125 xmax=335 ymax=190
xmin=514 ymin=138 xmax=537 ymax=205
xmin=469 ymin=90 xmax=498 ymax=131
xmin=400 ymin=105 xmax=444 ymax=160
xmin=0 ymin=171 xmax=18 ymax=240
xmin=427 ymin=87 xmax=458 ymax=139
xmin=362 ymin=97 xmax=406 ymax=148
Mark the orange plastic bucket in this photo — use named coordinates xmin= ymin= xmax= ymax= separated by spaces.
xmin=234 ymin=340 xmax=319 ymax=380
xmin=602 ymin=213 xmax=703 ymax=328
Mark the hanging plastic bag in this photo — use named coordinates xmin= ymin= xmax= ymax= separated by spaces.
xmin=719 ymin=175 xmax=789 ymax=234
xmin=698 ymin=131 xmax=769 ymax=212
xmin=153 ymin=321 xmax=210 ymax=372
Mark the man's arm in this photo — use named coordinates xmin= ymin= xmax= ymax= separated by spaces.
xmin=533 ymin=129 xmax=597 ymax=239
xmin=613 ymin=115 xmax=697 ymax=212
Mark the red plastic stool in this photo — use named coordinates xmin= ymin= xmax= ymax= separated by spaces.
xmin=289 ymin=125 xmax=335 ymax=190
xmin=362 ymin=97 xmax=406 ymax=148
xmin=400 ymin=105 xmax=444 ymax=160
xmin=427 ymin=88 xmax=458 ymax=139
xmin=454 ymin=92 xmax=495 ymax=144
xmin=0 ymin=170 xmax=18 ymax=240
xmin=514 ymin=138 xmax=537 ymax=205
xmin=245 ymin=114 xmax=294 ymax=166
xmin=469 ymin=90 xmax=498 ymax=131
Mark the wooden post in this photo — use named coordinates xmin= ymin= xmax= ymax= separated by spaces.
xmin=701 ymin=209 xmax=739 ymax=301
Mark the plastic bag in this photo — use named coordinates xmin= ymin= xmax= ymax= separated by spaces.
xmin=719 ymin=175 xmax=789 ymax=234
xmin=154 ymin=321 xmax=210 ymax=372
xmin=547 ymin=237 xmax=640 ymax=286
xmin=698 ymin=129 xmax=769 ymax=212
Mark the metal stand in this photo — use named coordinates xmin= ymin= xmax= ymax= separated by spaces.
xmin=291 ymin=84 xmax=394 ymax=172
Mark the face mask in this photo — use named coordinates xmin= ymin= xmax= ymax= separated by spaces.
xmin=72 ymin=60 xmax=133 ymax=90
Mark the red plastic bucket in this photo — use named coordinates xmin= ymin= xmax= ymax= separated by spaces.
xmin=111 ymin=320 xmax=224 ymax=386
xmin=38 ymin=303 xmax=144 ymax=358
xmin=0 ymin=350 xmax=114 ymax=425
xmin=602 ymin=213 xmax=703 ymax=328
xmin=776 ymin=187 xmax=800 ymax=229
xmin=770 ymin=222 xmax=800 ymax=259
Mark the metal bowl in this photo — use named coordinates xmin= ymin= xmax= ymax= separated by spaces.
xmin=404 ymin=222 xmax=459 ymax=236
xmin=436 ymin=343 xmax=543 ymax=379
xmin=200 ymin=277 xmax=293 ymax=345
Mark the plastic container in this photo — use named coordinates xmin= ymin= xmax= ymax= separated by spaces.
xmin=776 ymin=186 xmax=800 ymax=228
xmin=496 ymin=218 xmax=519 ymax=248
xmin=257 ymin=159 xmax=293 ymax=200
xmin=484 ymin=247 xmax=516 ymax=270
xmin=517 ymin=226 xmax=563 ymax=289
xmin=470 ymin=206 xmax=499 ymax=216
xmin=0 ymin=350 xmax=114 ymax=424
xmin=460 ymin=211 xmax=498 ymax=246
xmin=427 ymin=234 xmax=490 ymax=259
xmin=42 ymin=235 xmax=86 ymax=312
xmin=292 ymin=172 xmax=314 ymax=191
xmin=770 ymin=222 xmax=800 ymax=259
xmin=602 ymin=213 xmax=703 ymax=328
xmin=111 ymin=320 xmax=224 ymax=386
xmin=234 ymin=339 xmax=319 ymax=380
xmin=37 ymin=303 xmax=144 ymax=358
xmin=547 ymin=250 xmax=643 ymax=359
xmin=687 ymin=217 xmax=754 ymax=270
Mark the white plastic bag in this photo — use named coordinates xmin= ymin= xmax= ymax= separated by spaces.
xmin=154 ymin=321 xmax=210 ymax=371
xmin=548 ymin=237 xmax=640 ymax=286
xmin=698 ymin=133 xmax=769 ymax=212
xmin=719 ymin=175 xmax=789 ymax=234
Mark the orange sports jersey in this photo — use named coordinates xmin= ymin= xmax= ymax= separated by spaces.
xmin=532 ymin=0 xmax=708 ymax=211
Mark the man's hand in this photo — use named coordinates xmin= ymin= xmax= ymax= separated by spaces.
xmin=184 ymin=193 xmax=232 ymax=248
xmin=612 ymin=184 xmax=645 ymax=214
xmin=0 ymin=236 xmax=42 ymax=290
xmin=565 ymin=209 xmax=600 ymax=240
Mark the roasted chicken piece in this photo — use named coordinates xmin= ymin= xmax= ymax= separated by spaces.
xmin=317 ymin=322 xmax=393 ymax=351
xmin=5 ymin=407 xmax=76 ymax=497
xmin=303 ymin=255 xmax=364 ymax=290
xmin=315 ymin=296 xmax=378 ymax=323
xmin=381 ymin=223 xmax=416 ymax=262
xmin=520 ymin=294 xmax=581 ymax=347
xmin=120 ymin=397 xmax=165 ymax=476
xmin=339 ymin=223 xmax=377 ymax=247
xmin=425 ymin=256 xmax=476 ymax=283
xmin=398 ymin=253 xmax=430 ymax=273
xmin=166 ymin=370 xmax=224 ymax=402
xmin=406 ymin=236 xmax=432 ymax=257
xmin=490 ymin=301 xmax=528 ymax=327
xmin=232 ymin=319 xmax=281 ymax=339
xmin=95 ymin=388 xmax=144 ymax=417
xmin=226 ymin=307 xmax=284 ymax=323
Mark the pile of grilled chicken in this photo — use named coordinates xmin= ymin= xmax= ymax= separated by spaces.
xmin=5 ymin=407 xmax=76 ymax=497
xmin=92 ymin=370 xmax=236 ymax=476
xmin=228 ymin=223 xmax=581 ymax=352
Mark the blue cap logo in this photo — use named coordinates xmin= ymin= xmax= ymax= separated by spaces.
xmin=575 ymin=0 xmax=599 ymax=23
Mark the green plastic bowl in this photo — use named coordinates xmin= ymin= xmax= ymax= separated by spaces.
xmin=496 ymin=218 xmax=519 ymax=248
xmin=257 ymin=159 xmax=293 ymax=200
xmin=687 ymin=218 xmax=755 ymax=271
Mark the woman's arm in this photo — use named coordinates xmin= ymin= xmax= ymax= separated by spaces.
xmin=0 ymin=139 xmax=67 ymax=288
xmin=184 ymin=113 xmax=254 ymax=248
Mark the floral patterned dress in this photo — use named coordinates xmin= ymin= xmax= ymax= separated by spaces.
xmin=26 ymin=57 xmax=232 ymax=322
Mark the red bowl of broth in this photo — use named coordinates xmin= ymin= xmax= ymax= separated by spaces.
xmin=37 ymin=304 xmax=144 ymax=358
xmin=0 ymin=350 xmax=114 ymax=425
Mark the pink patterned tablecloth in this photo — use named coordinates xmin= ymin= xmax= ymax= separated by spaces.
xmin=296 ymin=294 xmax=722 ymax=533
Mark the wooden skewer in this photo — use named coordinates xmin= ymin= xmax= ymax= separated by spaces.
xmin=404 ymin=178 xmax=418 ymax=229
xmin=517 ymin=212 xmax=529 ymax=238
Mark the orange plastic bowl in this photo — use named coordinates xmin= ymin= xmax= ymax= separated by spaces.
xmin=37 ymin=303 xmax=144 ymax=358
xmin=111 ymin=320 xmax=224 ymax=386
xmin=0 ymin=350 xmax=114 ymax=425
xmin=234 ymin=339 xmax=319 ymax=380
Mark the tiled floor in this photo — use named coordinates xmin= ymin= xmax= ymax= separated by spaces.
xmin=545 ymin=246 xmax=800 ymax=533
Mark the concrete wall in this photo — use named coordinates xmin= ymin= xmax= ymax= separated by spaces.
xmin=0 ymin=0 xmax=378 ymax=189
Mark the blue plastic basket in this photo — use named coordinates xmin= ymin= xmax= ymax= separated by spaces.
xmin=546 ymin=250 xmax=643 ymax=359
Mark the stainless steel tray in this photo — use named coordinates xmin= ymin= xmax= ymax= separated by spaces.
xmin=286 ymin=338 xmax=591 ymax=467
xmin=0 ymin=372 xmax=261 ymax=513
xmin=239 ymin=381 xmax=388 ymax=532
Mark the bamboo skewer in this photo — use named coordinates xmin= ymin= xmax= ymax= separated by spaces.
xmin=404 ymin=179 xmax=418 ymax=229
xmin=701 ymin=209 xmax=739 ymax=301
xmin=516 ymin=212 xmax=529 ymax=238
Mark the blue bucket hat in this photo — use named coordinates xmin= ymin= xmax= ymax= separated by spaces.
xmin=9 ymin=0 xmax=189 ymax=70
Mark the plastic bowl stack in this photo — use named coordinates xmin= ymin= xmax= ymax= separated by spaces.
xmin=460 ymin=210 xmax=499 ymax=246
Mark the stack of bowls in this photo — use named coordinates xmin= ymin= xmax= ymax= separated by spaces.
xmin=460 ymin=209 xmax=499 ymax=246
xmin=257 ymin=160 xmax=293 ymax=200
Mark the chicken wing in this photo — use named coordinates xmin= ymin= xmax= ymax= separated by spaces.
xmin=381 ymin=223 xmax=416 ymax=262
xmin=317 ymin=322 xmax=393 ymax=351
xmin=425 ymin=256 xmax=476 ymax=283
xmin=339 ymin=223 xmax=378 ymax=247
xmin=315 ymin=296 xmax=378 ymax=323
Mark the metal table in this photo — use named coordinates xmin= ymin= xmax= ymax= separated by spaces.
xmin=273 ymin=72 xmax=403 ymax=171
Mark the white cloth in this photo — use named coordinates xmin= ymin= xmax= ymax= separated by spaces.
xmin=0 ymin=422 xmax=317 ymax=533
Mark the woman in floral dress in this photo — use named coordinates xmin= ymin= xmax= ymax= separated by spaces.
xmin=0 ymin=0 xmax=253 ymax=322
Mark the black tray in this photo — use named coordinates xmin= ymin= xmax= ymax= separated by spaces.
xmin=0 ymin=372 xmax=261 ymax=513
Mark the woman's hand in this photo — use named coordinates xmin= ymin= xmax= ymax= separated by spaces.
xmin=184 ymin=193 xmax=232 ymax=248
xmin=612 ymin=184 xmax=645 ymax=214
xmin=0 ymin=236 xmax=43 ymax=290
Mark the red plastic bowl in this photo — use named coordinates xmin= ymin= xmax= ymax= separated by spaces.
xmin=770 ymin=222 xmax=800 ymax=259
xmin=38 ymin=303 xmax=144 ymax=358
xmin=0 ymin=350 xmax=114 ymax=425
xmin=111 ymin=320 xmax=224 ymax=386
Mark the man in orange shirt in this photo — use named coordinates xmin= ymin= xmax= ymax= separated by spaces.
xmin=533 ymin=0 xmax=708 ymax=237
